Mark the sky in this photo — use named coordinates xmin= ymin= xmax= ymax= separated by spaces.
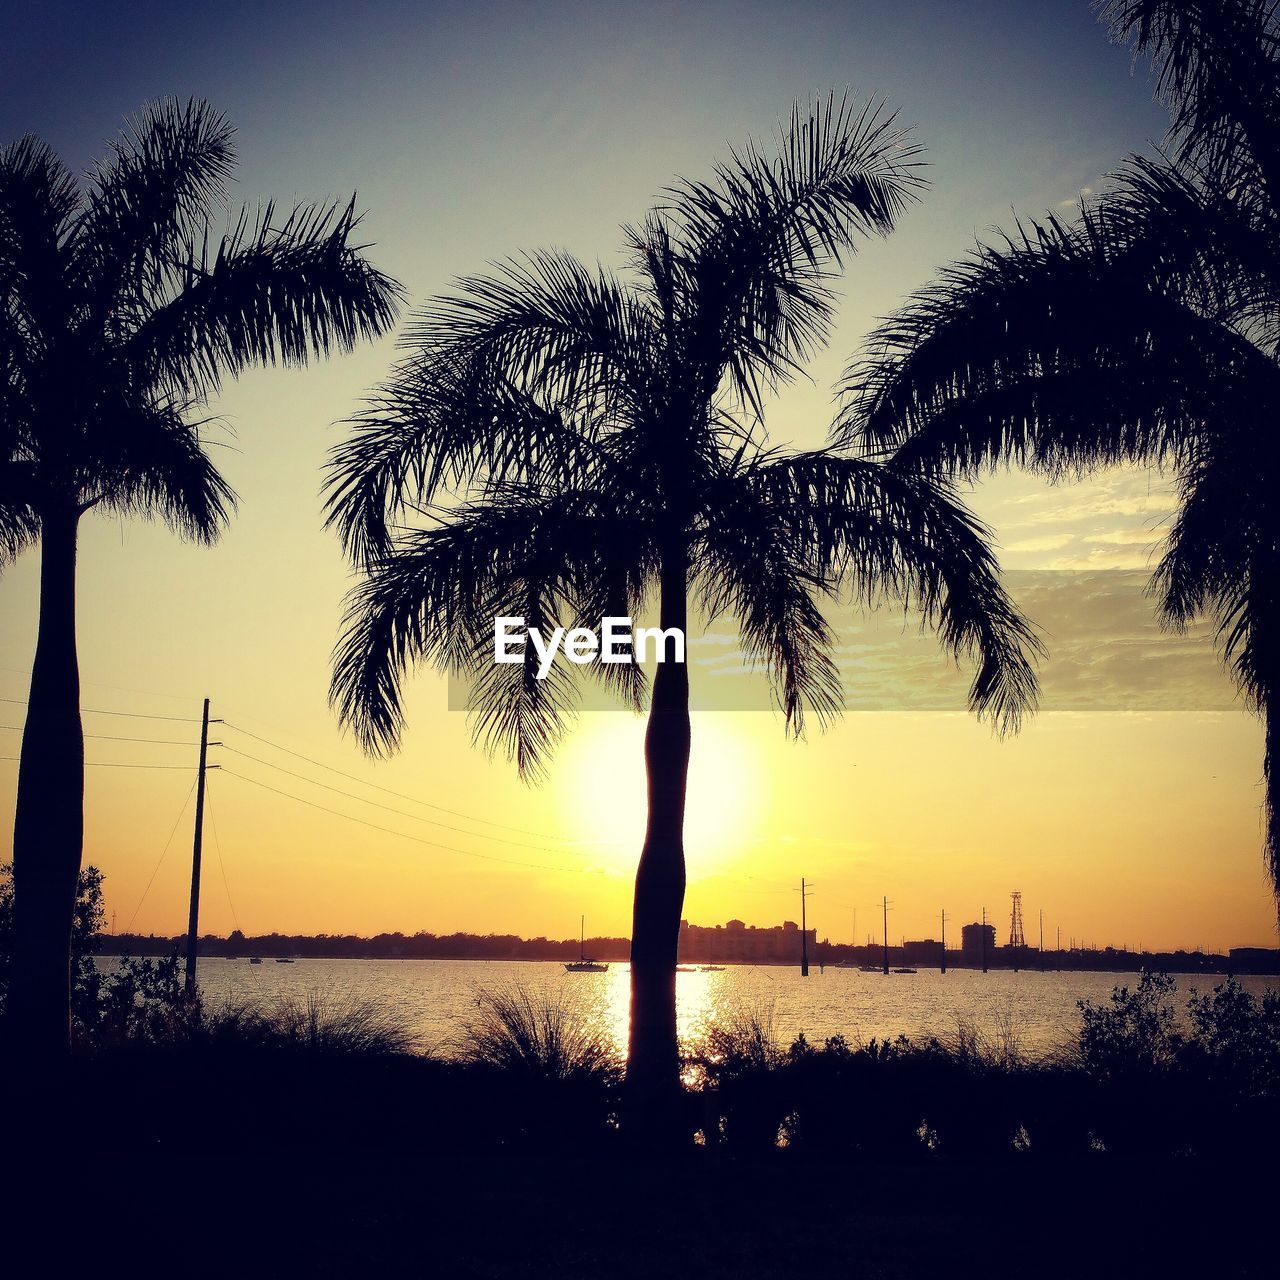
xmin=1 ymin=0 xmax=1274 ymax=951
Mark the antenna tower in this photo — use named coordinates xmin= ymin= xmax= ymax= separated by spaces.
xmin=1009 ymin=891 xmax=1026 ymax=950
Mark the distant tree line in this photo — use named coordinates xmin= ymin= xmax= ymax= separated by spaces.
xmin=93 ymin=929 xmax=637 ymax=963
xmin=87 ymin=927 xmax=1276 ymax=973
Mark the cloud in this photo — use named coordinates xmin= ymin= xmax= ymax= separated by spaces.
xmin=1005 ymin=532 xmax=1075 ymax=552
xmin=1055 ymin=185 xmax=1095 ymax=210
xmin=678 ymin=571 xmax=1236 ymax=714
xmin=1083 ymin=527 xmax=1168 ymax=546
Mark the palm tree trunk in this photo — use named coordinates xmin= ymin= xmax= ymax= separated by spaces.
xmin=1266 ymin=684 xmax=1280 ymax=927
xmin=626 ymin=544 xmax=690 ymax=1137
xmin=9 ymin=506 xmax=84 ymax=1055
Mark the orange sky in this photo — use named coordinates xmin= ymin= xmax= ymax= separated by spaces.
xmin=0 ymin=455 xmax=1272 ymax=951
xmin=2 ymin=1 xmax=1277 ymax=952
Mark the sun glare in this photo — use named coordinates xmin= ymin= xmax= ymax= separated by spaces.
xmin=556 ymin=712 xmax=763 ymax=875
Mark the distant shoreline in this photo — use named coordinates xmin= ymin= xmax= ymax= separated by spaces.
xmin=89 ymin=940 xmax=1280 ymax=977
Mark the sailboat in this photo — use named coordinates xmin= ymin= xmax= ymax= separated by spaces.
xmin=564 ymin=916 xmax=608 ymax=972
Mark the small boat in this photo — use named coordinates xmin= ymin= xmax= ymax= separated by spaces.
xmin=676 ymin=965 xmax=698 ymax=973
xmin=249 ymin=957 xmax=262 ymax=965
xmin=858 ymin=964 xmax=880 ymax=972
xmin=564 ymin=915 xmax=608 ymax=973
xmin=698 ymin=964 xmax=725 ymax=972
xmin=275 ymin=958 xmax=295 ymax=964
xmin=892 ymin=966 xmax=918 ymax=975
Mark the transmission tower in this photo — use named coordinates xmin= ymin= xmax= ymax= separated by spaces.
xmin=1009 ymin=891 xmax=1026 ymax=949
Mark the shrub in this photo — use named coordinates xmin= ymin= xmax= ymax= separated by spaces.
xmin=0 ymin=861 xmax=105 ymax=1033
xmin=457 ymin=983 xmax=619 ymax=1085
xmin=1185 ymin=977 xmax=1280 ymax=1098
xmin=1076 ymin=970 xmax=1180 ymax=1078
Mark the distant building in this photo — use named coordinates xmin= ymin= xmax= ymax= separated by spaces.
xmin=1228 ymin=947 xmax=1280 ymax=975
xmin=678 ymin=918 xmax=815 ymax=965
xmin=961 ymin=922 xmax=996 ymax=966
xmin=902 ymin=939 xmax=944 ymax=966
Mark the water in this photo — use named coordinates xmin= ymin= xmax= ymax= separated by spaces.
xmin=169 ymin=958 xmax=1278 ymax=1057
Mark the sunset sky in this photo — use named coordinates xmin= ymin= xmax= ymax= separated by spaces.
xmin=1 ymin=0 xmax=1273 ymax=951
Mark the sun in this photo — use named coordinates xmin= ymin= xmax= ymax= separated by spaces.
xmin=556 ymin=712 xmax=764 ymax=875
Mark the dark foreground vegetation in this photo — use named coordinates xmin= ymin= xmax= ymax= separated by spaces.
xmin=3 ymin=957 xmax=1277 ymax=1276
xmin=2 ymin=871 xmax=1277 ymax=1275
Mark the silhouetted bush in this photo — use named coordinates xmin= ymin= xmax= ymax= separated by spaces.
xmin=458 ymin=983 xmax=618 ymax=1084
xmin=452 ymin=983 xmax=622 ymax=1149
xmin=0 ymin=862 xmax=107 ymax=1040
xmin=6 ymin=958 xmax=1278 ymax=1164
xmin=686 ymin=976 xmax=1280 ymax=1160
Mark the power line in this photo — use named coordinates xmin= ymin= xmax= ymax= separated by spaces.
xmin=217 ymin=766 xmax=611 ymax=877
xmin=2 ymin=696 xmax=597 ymax=848
xmin=0 ymin=757 xmax=201 ymax=770
xmin=204 ymin=780 xmax=243 ymax=936
xmin=0 ymin=696 xmax=200 ymax=723
xmin=219 ymin=719 xmax=581 ymax=844
xmin=123 ymin=779 xmax=197 ymax=933
xmin=214 ymin=742 xmax=570 ymax=855
xmin=0 ymin=724 xmax=197 ymax=745
xmin=0 ymin=666 xmax=196 ymax=703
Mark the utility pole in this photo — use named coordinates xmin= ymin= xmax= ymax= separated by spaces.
xmin=940 ymin=909 xmax=947 ymax=974
xmin=882 ymin=896 xmax=890 ymax=975
xmin=799 ymin=878 xmax=811 ymax=977
xmin=981 ymin=905 xmax=989 ymax=974
xmin=185 ymin=698 xmax=214 ymax=998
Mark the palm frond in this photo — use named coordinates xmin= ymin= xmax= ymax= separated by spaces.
xmin=0 ymin=460 xmax=39 ymax=568
xmin=330 ymin=486 xmax=655 ymax=770
xmin=754 ymin=452 xmax=1042 ymax=734
xmin=325 ymin=251 xmax=644 ymax=566
xmin=404 ymin=251 xmax=650 ymax=413
xmin=1101 ymin=0 xmax=1280 ymax=188
xmin=1151 ymin=425 xmax=1280 ymax=714
xmin=652 ymin=91 xmax=925 ymax=413
xmin=78 ymin=97 xmax=236 ymax=307
xmin=0 ymin=136 xmax=80 ymax=374
xmin=324 ymin=354 xmax=604 ymax=566
xmin=697 ymin=467 xmax=843 ymax=735
xmin=837 ymin=203 xmax=1275 ymax=477
xmin=128 ymin=196 xmax=402 ymax=398
xmin=87 ymin=403 xmax=236 ymax=542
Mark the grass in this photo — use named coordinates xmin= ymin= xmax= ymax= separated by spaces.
xmin=5 ymin=974 xmax=1279 ymax=1275
xmin=456 ymin=983 xmax=621 ymax=1085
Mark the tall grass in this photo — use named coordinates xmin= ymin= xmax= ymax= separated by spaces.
xmin=457 ymin=983 xmax=621 ymax=1085
xmin=688 ymin=1001 xmax=786 ymax=1085
xmin=232 ymin=992 xmax=418 ymax=1056
xmin=87 ymin=986 xmax=417 ymax=1057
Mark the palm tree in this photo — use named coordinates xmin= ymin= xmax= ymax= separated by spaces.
xmin=834 ymin=0 xmax=1280 ymax=906
xmin=836 ymin=1 xmax=1280 ymax=906
xmin=325 ymin=94 xmax=1040 ymax=1125
xmin=0 ymin=100 xmax=401 ymax=1052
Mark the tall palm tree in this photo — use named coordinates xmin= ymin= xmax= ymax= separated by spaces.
xmin=325 ymin=94 xmax=1040 ymax=1125
xmin=0 ymin=100 xmax=401 ymax=1052
xmin=837 ymin=0 xmax=1280 ymax=906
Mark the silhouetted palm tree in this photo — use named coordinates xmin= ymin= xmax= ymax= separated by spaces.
xmin=326 ymin=95 xmax=1039 ymax=1123
xmin=0 ymin=100 xmax=401 ymax=1051
xmin=839 ymin=0 xmax=1280 ymax=906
